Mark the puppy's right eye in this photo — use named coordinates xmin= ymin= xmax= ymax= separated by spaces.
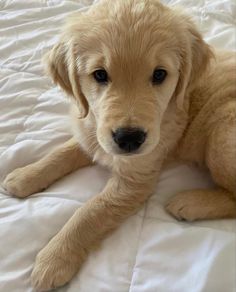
xmin=152 ymin=69 xmax=167 ymax=84
xmin=93 ymin=69 xmax=108 ymax=84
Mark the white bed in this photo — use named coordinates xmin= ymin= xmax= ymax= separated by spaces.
xmin=0 ymin=1 xmax=235 ymax=291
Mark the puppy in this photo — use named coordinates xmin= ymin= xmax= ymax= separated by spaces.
xmin=3 ymin=0 xmax=236 ymax=290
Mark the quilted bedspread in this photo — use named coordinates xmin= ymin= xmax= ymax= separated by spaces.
xmin=0 ymin=0 xmax=235 ymax=291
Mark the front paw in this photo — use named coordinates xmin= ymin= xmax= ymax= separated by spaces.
xmin=3 ymin=166 xmax=45 ymax=197
xmin=31 ymin=241 xmax=84 ymax=291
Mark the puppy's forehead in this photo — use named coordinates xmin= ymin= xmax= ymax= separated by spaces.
xmin=75 ymin=0 xmax=183 ymax=72
xmin=75 ymin=0 xmax=181 ymax=54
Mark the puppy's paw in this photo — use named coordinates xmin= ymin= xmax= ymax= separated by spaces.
xmin=31 ymin=242 xmax=82 ymax=291
xmin=165 ymin=191 xmax=205 ymax=221
xmin=3 ymin=166 xmax=45 ymax=197
xmin=31 ymin=255 xmax=78 ymax=291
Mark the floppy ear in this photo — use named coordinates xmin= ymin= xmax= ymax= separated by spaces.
xmin=44 ymin=41 xmax=88 ymax=118
xmin=175 ymin=19 xmax=213 ymax=111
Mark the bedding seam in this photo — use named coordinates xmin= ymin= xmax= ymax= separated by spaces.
xmin=128 ymin=202 xmax=148 ymax=292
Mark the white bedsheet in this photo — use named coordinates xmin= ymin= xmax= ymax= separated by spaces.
xmin=0 ymin=1 xmax=235 ymax=291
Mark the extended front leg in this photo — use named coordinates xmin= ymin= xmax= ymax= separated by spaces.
xmin=31 ymin=173 xmax=157 ymax=291
xmin=3 ymin=137 xmax=91 ymax=197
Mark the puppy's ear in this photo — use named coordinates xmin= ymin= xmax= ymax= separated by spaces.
xmin=44 ymin=41 xmax=88 ymax=118
xmin=175 ymin=18 xmax=213 ymax=111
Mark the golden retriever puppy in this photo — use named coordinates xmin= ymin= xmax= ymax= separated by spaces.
xmin=3 ymin=0 xmax=236 ymax=290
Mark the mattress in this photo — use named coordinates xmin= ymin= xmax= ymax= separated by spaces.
xmin=0 ymin=0 xmax=235 ymax=291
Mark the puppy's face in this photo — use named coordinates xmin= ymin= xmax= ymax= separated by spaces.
xmin=46 ymin=0 xmax=211 ymax=156
xmin=79 ymin=28 xmax=180 ymax=156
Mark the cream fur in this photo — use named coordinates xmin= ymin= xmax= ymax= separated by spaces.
xmin=3 ymin=0 xmax=236 ymax=290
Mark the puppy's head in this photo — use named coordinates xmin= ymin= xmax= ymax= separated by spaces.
xmin=45 ymin=0 xmax=212 ymax=156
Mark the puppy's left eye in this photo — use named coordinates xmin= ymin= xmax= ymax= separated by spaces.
xmin=93 ymin=69 xmax=108 ymax=84
xmin=152 ymin=69 xmax=167 ymax=84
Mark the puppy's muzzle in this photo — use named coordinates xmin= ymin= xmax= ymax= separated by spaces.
xmin=112 ymin=127 xmax=146 ymax=153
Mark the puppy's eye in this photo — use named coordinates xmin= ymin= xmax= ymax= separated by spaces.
xmin=152 ymin=69 xmax=167 ymax=84
xmin=93 ymin=69 xmax=108 ymax=83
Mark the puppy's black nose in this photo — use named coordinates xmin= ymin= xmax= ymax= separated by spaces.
xmin=112 ymin=128 xmax=146 ymax=153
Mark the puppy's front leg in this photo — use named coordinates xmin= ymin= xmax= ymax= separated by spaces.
xmin=3 ymin=138 xmax=91 ymax=197
xmin=31 ymin=172 xmax=157 ymax=291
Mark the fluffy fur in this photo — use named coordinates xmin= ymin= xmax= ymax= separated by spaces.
xmin=3 ymin=0 xmax=236 ymax=290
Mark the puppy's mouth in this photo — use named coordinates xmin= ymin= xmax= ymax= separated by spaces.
xmin=112 ymin=147 xmax=142 ymax=157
